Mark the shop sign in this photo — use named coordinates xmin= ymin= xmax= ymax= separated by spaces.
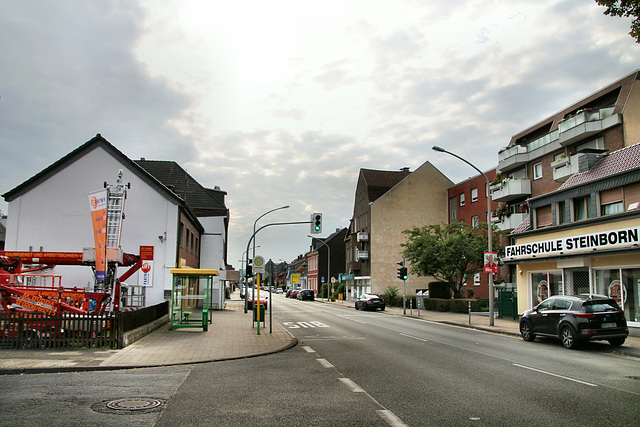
xmin=504 ymin=226 xmax=640 ymax=260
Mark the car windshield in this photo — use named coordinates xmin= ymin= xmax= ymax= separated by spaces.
xmin=583 ymin=300 xmax=620 ymax=313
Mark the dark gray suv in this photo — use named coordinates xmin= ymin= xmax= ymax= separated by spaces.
xmin=519 ymin=294 xmax=628 ymax=349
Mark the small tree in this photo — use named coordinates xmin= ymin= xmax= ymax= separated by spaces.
xmin=402 ymin=222 xmax=502 ymax=298
xmin=383 ymin=286 xmax=401 ymax=306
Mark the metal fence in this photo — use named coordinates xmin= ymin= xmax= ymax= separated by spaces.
xmin=0 ymin=311 xmax=118 ymax=349
xmin=0 ymin=302 xmax=169 ymax=349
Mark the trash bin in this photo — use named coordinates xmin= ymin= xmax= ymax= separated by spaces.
xmin=416 ymin=291 xmax=424 ymax=309
xmin=253 ymin=305 xmax=265 ymax=323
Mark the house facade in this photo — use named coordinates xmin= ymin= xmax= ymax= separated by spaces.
xmin=499 ymin=70 xmax=640 ymax=331
xmin=307 ymin=228 xmax=347 ymax=296
xmin=2 ymin=135 xmax=229 ymax=308
xmin=447 ymin=168 xmax=500 ymax=299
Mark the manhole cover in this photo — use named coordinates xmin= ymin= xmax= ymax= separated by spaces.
xmin=92 ymin=397 xmax=166 ymax=414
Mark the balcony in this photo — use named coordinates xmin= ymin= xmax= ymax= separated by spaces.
xmin=492 ymin=212 xmax=527 ymax=232
xmin=551 ymin=155 xmax=578 ymax=182
xmin=498 ymin=145 xmax=528 ymax=173
xmin=558 ymin=107 xmax=620 ymax=146
xmin=490 ymin=179 xmax=531 ymax=203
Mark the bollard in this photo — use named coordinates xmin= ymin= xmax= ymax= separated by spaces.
xmin=468 ymin=301 xmax=472 ymax=324
xmin=410 ymin=299 xmax=413 ymax=316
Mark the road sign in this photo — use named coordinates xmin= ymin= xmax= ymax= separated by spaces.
xmin=254 ymin=255 xmax=265 ymax=272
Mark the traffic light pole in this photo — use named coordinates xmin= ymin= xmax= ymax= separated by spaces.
xmin=244 ymin=221 xmax=312 ymax=315
xmin=402 ymin=257 xmax=406 ymax=315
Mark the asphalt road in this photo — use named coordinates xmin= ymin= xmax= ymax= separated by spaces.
xmin=1 ymin=295 xmax=638 ymax=426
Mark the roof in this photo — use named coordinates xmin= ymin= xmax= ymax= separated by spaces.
xmin=360 ymin=168 xmax=411 ymax=203
xmin=134 ymin=160 xmax=228 ymax=215
xmin=558 ymin=142 xmax=640 ymax=190
xmin=507 ymin=70 xmax=640 ymax=148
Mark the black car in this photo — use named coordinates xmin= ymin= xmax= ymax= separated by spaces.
xmin=355 ymin=294 xmax=385 ymax=311
xmin=519 ymin=294 xmax=628 ymax=349
xmin=297 ymin=289 xmax=315 ymax=301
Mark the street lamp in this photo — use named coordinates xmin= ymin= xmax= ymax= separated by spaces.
xmin=308 ymin=235 xmax=331 ymax=301
xmin=432 ymin=146 xmax=495 ymax=326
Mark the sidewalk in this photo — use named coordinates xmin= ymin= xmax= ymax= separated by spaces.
xmin=1 ymin=296 xmax=638 ymax=375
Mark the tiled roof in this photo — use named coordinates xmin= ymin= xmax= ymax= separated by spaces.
xmin=360 ymin=168 xmax=411 ymax=203
xmin=135 ymin=160 xmax=227 ymax=214
xmin=559 ymin=142 xmax=640 ymax=190
xmin=511 ymin=216 xmax=530 ymax=234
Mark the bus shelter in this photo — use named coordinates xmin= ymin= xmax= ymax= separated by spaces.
xmin=169 ymin=268 xmax=218 ymax=331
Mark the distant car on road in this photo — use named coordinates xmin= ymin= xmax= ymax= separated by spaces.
xmin=276 ymin=288 xmax=283 ymax=294
xmin=519 ymin=294 xmax=628 ymax=349
xmin=297 ymin=289 xmax=315 ymax=301
xmin=355 ymin=294 xmax=385 ymax=311
xmin=289 ymin=289 xmax=300 ymax=299
xmin=247 ymin=293 xmax=268 ymax=310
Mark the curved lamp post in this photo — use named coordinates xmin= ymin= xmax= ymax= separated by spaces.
xmin=432 ymin=146 xmax=495 ymax=326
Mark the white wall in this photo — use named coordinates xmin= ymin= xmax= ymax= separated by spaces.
xmin=199 ymin=216 xmax=226 ymax=270
xmin=5 ymin=147 xmax=179 ymax=307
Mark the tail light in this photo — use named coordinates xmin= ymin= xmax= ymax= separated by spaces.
xmin=574 ymin=312 xmax=595 ymax=319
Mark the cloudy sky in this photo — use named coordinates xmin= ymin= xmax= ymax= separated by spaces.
xmin=1 ymin=0 xmax=639 ymax=268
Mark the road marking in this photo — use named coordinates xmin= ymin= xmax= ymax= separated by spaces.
xmin=513 ymin=364 xmax=598 ymax=387
xmin=302 ymin=346 xmax=316 ymax=353
xmin=377 ymin=410 xmax=409 ymax=427
xmin=338 ymin=378 xmax=365 ymax=393
xmin=282 ymin=321 xmax=329 ymax=329
xmin=400 ymin=333 xmax=429 ymax=342
xmin=316 ymin=358 xmax=334 ymax=368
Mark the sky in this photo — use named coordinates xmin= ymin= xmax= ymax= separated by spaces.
xmin=1 ymin=0 xmax=639 ymax=270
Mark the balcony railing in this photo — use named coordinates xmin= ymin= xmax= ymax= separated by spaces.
xmin=490 ymin=179 xmax=531 ymax=203
xmin=492 ymin=212 xmax=527 ymax=232
xmin=551 ymin=154 xmax=578 ymax=182
xmin=558 ymin=107 xmax=614 ymax=133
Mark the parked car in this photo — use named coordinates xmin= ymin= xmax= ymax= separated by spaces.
xmin=298 ymin=289 xmax=315 ymax=301
xmin=289 ymin=289 xmax=300 ymax=299
xmin=355 ymin=294 xmax=385 ymax=311
xmin=519 ymin=294 xmax=628 ymax=349
xmin=276 ymin=288 xmax=283 ymax=294
xmin=246 ymin=293 xmax=268 ymax=310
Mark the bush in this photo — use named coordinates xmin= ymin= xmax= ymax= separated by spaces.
xmin=429 ymin=282 xmax=451 ymax=299
xmin=421 ymin=298 xmax=490 ymax=313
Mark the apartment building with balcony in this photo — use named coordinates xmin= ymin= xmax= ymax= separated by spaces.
xmin=500 ymin=70 xmax=640 ymax=331
xmin=344 ymin=163 xmax=452 ymax=299
xmin=447 ymin=168 xmax=500 ymax=298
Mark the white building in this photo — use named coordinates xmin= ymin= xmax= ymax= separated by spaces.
xmin=2 ymin=134 xmax=229 ymax=308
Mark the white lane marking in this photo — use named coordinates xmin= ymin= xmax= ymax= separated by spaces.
xmin=317 ymin=358 xmax=334 ymax=368
xmin=338 ymin=378 xmax=365 ymax=393
xmin=513 ymin=364 xmax=598 ymax=387
xmin=400 ymin=333 xmax=429 ymax=342
xmin=302 ymin=346 xmax=316 ymax=353
xmin=377 ymin=410 xmax=409 ymax=427
xmin=335 ymin=314 xmax=366 ymax=324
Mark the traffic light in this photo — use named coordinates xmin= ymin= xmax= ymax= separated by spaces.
xmin=310 ymin=213 xmax=322 ymax=234
xmin=245 ymin=264 xmax=253 ymax=278
xmin=397 ymin=261 xmax=408 ymax=280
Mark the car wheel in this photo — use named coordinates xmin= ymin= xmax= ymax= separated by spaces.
xmin=520 ymin=321 xmax=536 ymax=342
xmin=380 ymin=307 xmax=385 ymax=311
xmin=355 ymin=303 xmax=359 ymax=310
xmin=608 ymin=337 xmax=626 ymax=347
xmin=560 ymin=325 xmax=578 ymax=349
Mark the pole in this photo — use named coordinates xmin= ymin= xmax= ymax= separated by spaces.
xmin=432 ymin=146 xmax=494 ymax=326
xmin=403 ymin=257 xmax=406 ymax=315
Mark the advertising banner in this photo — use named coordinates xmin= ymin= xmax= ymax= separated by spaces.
xmin=484 ymin=252 xmax=498 ymax=274
xmin=88 ymin=189 xmax=108 ymax=281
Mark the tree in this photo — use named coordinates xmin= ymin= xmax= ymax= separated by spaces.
xmin=401 ymin=222 xmax=502 ymax=298
xmin=595 ymin=0 xmax=640 ymax=43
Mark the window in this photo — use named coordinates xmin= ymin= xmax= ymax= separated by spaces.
xmin=602 ymin=201 xmax=624 ymax=216
xmin=449 ymin=197 xmax=457 ymax=222
xmin=471 ymin=215 xmax=479 ymax=227
xmin=536 ymin=205 xmax=552 ymax=228
xmin=574 ymin=195 xmax=592 ymax=221
xmin=460 ymin=193 xmax=465 ymax=206
xmin=557 ymin=201 xmax=566 ymax=225
xmin=533 ymin=162 xmax=543 ymax=180
xmin=471 ymin=187 xmax=478 ymax=202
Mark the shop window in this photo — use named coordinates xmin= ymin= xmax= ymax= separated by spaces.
xmin=573 ymin=195 xmax=591 ymax=221
xmin=595 ymin=268 xmax=640 ymax=323
xmin=531 ymin=272 xmax=563 ymax=304
xmin=471 ymin=187 xmax=478 ymax=202
xmin=533 ymin=162 xmax=543 ymax=180
xmin=460 ymin=193 xmax=465 ymax=207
